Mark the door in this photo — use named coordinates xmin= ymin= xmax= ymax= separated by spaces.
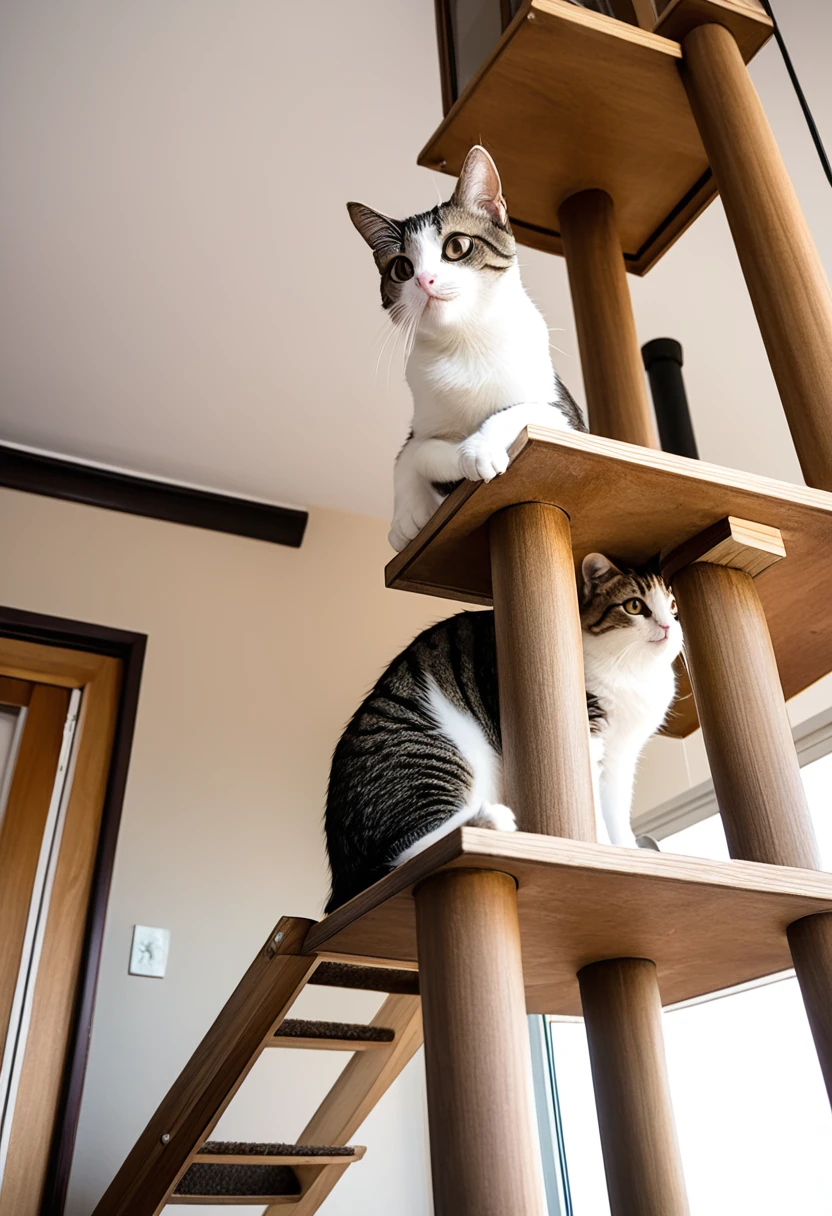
xmin=0 ymin=641 xmax=122 ymax=1216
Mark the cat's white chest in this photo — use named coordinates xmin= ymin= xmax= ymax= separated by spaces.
xmin=407 ymin=294 xmax=557 ymax=441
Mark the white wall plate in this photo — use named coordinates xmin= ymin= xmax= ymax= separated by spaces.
xmin=129 ymin=925 xmax=171 ymax=978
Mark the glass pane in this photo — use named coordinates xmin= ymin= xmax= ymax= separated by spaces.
xmin=548 ymin=750 xmax=832 ymax=1212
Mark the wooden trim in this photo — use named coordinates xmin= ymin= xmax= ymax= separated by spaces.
xmin=634 ymin=703 xmax=832 ymax=842
xmin=432 ymin=0 xmax=457 ymax=114
xmin=0 ymin=607 xmax=146 ymax=1216
xmin=0 ymin=676 xmax=32 ymax=707
xmin=0 ymin=684 xmax=71 ymax=1056
xmin=0 ymin=445 xmax=308 ymax=549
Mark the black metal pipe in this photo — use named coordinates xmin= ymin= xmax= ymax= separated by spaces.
xmin=641 ymin=338 xmax=699 ymax=460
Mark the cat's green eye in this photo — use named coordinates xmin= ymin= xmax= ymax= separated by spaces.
xmin=622 ymin=598 xmax=645 ymax=616
xmin=443 ymin=234 xmax=474 ymax=262
xmin=389 ymin=257 xmax=414 ymax=283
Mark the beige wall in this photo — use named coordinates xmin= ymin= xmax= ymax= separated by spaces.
xmin=0 ymin=486 xmax=448 ymax=1215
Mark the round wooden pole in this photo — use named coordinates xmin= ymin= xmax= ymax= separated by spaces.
xmin=673 ymin=560 xmax=832 ymax=1103
xmin=579 ymin=960 xmax=689 ymax=1216
xmin=489 ymin=502 xmax=596 ymax=840
xmin=672 ymin=562 xmax=818 ymax=869
xmin=681 ymin=23 xmax=832 ymax=492
xmin=489 ymin=503 xmax=689 ymax=1210
xmin=558 ymin=189 xmax=658 ymax=449
xmin=414 ymin=869 xmax=546 ymax=1216
xmin=787 ymin=914 xmax=832 ymax=1101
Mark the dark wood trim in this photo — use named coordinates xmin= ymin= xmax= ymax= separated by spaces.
xmin=0 ymin=445 xmax=308 ymax=548
xmin=433 ymin=0 xmax=458 ymax=115
xmin=0 ymin=605 xmax=146 ymax=1216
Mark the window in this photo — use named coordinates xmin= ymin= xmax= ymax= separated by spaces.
xmin=536 ymin=750 xmax=832 ymax=1214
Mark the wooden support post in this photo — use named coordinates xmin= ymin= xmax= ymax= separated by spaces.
xmin=680 ymin=22 xmax=832 ymax=492
xmin=579 ymin=960 xmax=689 ymax=1216
xmin=414 ymin=869 xmax=546 ymax=1216
xmin=489 ymin=502 xmax=596 ymax=839
xmin=489 ymin=503 xmax=688 ymax=1212
xmin=558 ymin=189 xmax=658 ymax=449
xmin=669 ymin=535 xmax=832 ymax=1103
xmin=671 ymin=561 xmax=818 ymax=869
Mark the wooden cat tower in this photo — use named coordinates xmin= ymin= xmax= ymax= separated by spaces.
xmin=94 ymin=2 xmax=832 ymax=1213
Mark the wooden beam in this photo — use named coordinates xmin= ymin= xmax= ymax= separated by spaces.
xmin=661 ymin=515 xmax=785 ymax=583
xmin=92 ymin=918 xmax=318 ymax=1216
xmin=271 ymin=993 xmax=423 ymax=1216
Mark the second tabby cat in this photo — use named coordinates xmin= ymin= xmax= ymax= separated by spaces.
xmin=325 ymin=555 xmax=682 ymax=911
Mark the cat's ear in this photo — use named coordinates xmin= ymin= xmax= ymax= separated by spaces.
xmin=451 ymin=146 xmax=509 ymax=228
xmin=347 ymin=202 xmax=403 ymax=260
xmin=581 ymin=553 xmax=621 ymax=600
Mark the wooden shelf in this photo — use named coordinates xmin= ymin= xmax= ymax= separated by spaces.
xmin=385 ymin=427 xmax=832 ymax=737
xmin=305 ymin=827 xmax=832 ymax=1017
xmin=419 ymin=0 xmax=768 ymax=275
xmin=655 ymin=0 xmax=772 ymax=63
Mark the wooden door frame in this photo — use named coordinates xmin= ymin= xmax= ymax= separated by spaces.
xmin=0 ymin=606 xmax=146 ymax=1216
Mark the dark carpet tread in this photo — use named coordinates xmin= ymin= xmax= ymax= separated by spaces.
xmin=174 ymin=1163 xmax=300 ymax=1198
xmin=274 ymin=1018 xmax=395 ymax=1043
xmin=310 ymin=961 xmax=419 ymax=994
xmin=198 ymin=1141 xmax=356 ymax=1158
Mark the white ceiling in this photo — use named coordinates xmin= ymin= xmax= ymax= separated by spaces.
xmin=1 ymin=0 xmax=831 ymax=520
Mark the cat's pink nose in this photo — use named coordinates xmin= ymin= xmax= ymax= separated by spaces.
xmin=417 ymin=271 xmax=437 ymax=296
xmin=660 ymin=624 xmax=671 ymax=638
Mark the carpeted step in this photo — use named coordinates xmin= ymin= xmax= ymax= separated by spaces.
xmin=309 ymin=961 xmax=420 ymax=995
xmin=172 ymin=1143 xmax=360 ymax=1203
xmin=269 ymin=1018 xmax=395 ymax=1049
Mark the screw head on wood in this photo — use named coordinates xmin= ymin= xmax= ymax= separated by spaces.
xmin=160 ymin=1133 xmax=171 ymax=1145
xmin=265 ymin=929 xmax=285 ymax=959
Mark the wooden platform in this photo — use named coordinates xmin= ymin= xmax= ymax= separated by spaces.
xmin=385 ymin=427 xmax=832 ymax=737
xmin=306 ymin=828 xmax=832 ymax=1017
xmin=419 ymin=0 xmax=769 ymax=275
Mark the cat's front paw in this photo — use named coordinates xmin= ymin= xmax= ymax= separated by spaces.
xmin=457 ymin=432 xmax=510 ymax=483
xmin=389 ymin=500 xmax=437 ymax=551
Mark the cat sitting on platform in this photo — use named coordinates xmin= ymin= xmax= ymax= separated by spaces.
xmin=324 ymin=555 xmax=682 ymax=911
xmin=348 ymin=145 xmax=585 ymax=552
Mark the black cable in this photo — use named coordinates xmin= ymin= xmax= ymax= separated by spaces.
xmin=760 ymin=0 xmax=832 ymax=190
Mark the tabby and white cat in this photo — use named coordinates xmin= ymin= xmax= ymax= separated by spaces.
xmin=325 ymin=556 xmax=682 ymax=911
xmin=348 ymin=146 xmax=584 ymax=552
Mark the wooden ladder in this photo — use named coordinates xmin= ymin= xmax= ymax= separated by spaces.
xmin=92 ymin=918 xmax=422 ymax=1215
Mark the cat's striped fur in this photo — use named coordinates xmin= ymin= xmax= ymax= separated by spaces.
xmin=324 ymin=555 xmax=682 ymax=911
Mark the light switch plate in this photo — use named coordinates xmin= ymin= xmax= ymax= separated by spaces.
xmin=129 ymin=925 xmax=170 ymax=978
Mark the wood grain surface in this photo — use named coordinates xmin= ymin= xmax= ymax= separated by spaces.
xmin=579 ymin=960 xmax=689 ymax=1215
xmin=559 ymin=190 xmax=658 ymax=447
xmin=385 ymin=427 xmax=832 ymax=737
xmin=418 ymin=0 xmax=716 ymax=274
xmin=305 ymin=828 xmax=832 ymax=1016
xmin=682 ymin=22 xmax=832 ymax=493
xmin=490 ymin=505 xmax=596 ymax=839
xmin=655 ymin=0 xmax=771 ymax=61
xmin=415 ymin=870 xmax=546 ymax=1215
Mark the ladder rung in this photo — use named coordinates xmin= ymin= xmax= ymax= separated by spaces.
xmin=195 ymin=1141 xmax=362 ymax=1166
xmin=269 ymin=1018 xmax=395 ymax=1050
xmin=309 ymin=961 xmax=419 ymax=994
xmin=171 ymin=1144 xmax=363 ymax=1204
